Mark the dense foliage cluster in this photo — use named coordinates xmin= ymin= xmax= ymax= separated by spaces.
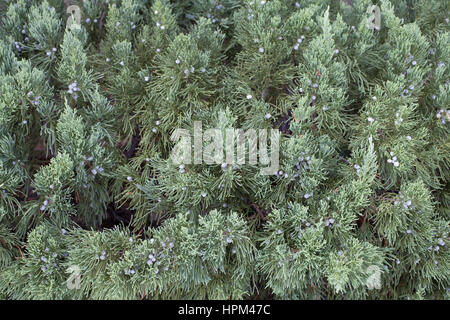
xmin=0 ymin=0 xmax=449 ymax=300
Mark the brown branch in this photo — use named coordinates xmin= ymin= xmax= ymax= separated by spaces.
xmin=251 ymin=203 xmax=267 ymax=221
xmin=422 ymin=69 xmax=434 ymax=87
xmin=341 ymin=0 xmax=353 ymax=6
xmin=15 ymin=245 xmax=24 ymax=260
xmin=336 ymin=154 xmax=350 ymax=164
xmin=99 ymin=7 xmax=107 ymax=33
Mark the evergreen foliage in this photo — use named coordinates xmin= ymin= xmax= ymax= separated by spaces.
xmin=0 ymin=0 xmax=448 ymax=300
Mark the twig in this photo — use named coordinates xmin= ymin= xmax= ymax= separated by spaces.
xmin=336 ymin=154 xmax=350 ymax=164
xmin=251 ymin=203 xmax=267 ymax=221
xmin=16 ymin=245 xmax=24 ymax=260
